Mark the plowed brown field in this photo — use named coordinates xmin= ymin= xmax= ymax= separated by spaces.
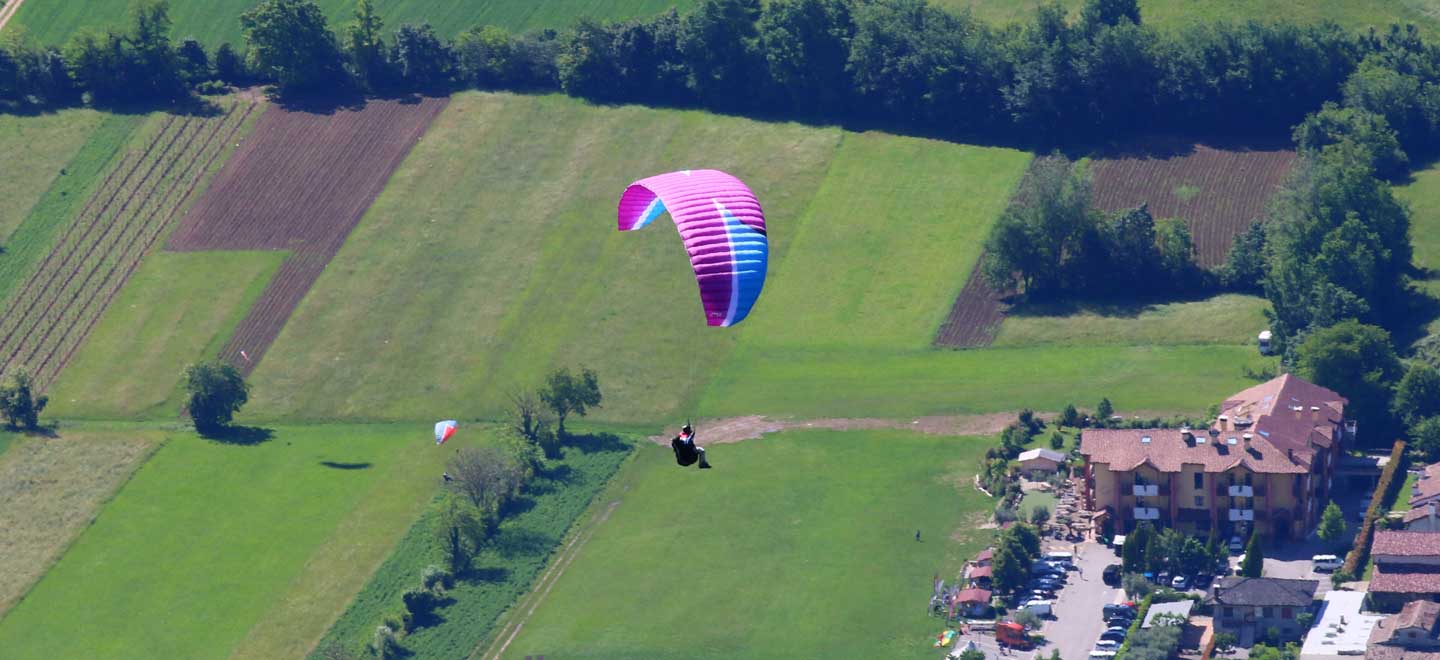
xmin=933 ymin=260 xmax=1006 ymax=348
xmin=167 ymin=96 xmax=449 ymax=373
xmin=1091 ymin=141 xmax=1295 ymax=267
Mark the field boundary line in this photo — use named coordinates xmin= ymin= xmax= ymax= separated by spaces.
xmin=0 ymin=0 xmax=28 ymax=33
xmin=474 ymin=497 xmax=625 ymax=660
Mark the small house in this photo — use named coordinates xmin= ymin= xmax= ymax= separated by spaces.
xmin=1017 ymin=448 xmax=1066 ymax=477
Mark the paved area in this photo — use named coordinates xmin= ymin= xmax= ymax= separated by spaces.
xmin=1245 ymin=483 xmax=1374 ymax=598
xmin=1043 ymin=541 xmax=1123 ymax=660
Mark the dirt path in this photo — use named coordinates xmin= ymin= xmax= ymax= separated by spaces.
xmin=0 ymin=0 xmax=28 ymax=33
xmin=643 ymin=412 xmax=1030 ymax=445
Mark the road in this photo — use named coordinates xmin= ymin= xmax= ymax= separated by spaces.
xmin=1043 ymin=541 xmax=1123 ymax=660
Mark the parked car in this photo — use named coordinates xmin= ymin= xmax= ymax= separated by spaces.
xmin=1094 ymin=639 xmax=1122 ymax=652
xmin=1029 ymin=589 xmax=1056 ymax=602
xmin=1020 ymin=600 xmax=1053 ymax=617
xmin=1106 ymin=616 xmax=1134 ymax=628
xmin=1229 ymin=536 xmax=1245 ymax=553
xmin=1171 ymin=575 xmax=1190 ymax=590
xmin=1103 ymin=603 xmax=1136 ymax=619
xmin=1193 ymin=573 xmax=1214 ymax=589
xmin=1045 ymin=551 xmax=1075 ymax=566
xmin=1100 ymin=627 xmax=1129 ymax=642
xmin=1033 ymin=578 xmax=1063 ymax=591
xmin=1103 ymin=563 xmax=1122 ymax=586
xmin=1312 ymin=554 xmax=1343 ymax=572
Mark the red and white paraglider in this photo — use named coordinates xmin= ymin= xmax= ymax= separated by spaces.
xmin=434 ymin=420 xmax=457 ymax=446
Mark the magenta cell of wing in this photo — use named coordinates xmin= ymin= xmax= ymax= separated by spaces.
xmin=616 ymin=170 xmax=768 ymax=327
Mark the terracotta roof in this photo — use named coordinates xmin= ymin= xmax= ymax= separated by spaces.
xmin=1370 ymin=564 xmax=1440 ymax=594
xmin=1407 ymin=505 xmax=1438 ymax=524
xmin=969 ymin=565 xmax=993 ymax=579
xmin=1081 ymin=428 xmax=1308 ymax=474
xmin=1081 ymin=374 xmax=1341 ymax=475
xmin=1413 ymin=464 xmax=1440 ymax=507
xmin=956 ymin=588 xmax=991 ymax=604
xmin=1365 ymin=647 xmax=1440 ymax=660
xmin=1374 ymin=531 xmax=1440 ymax=558
xmin=1372 ymin=601 xmax=1440 ymax=647
xmin=975 ymin=549 xmax=993 ymax=562
xmin=1205 ymin=577 xmax=1317 ymax=607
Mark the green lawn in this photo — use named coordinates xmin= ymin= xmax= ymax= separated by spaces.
xmin=0 ymin=113 xmax=140 ymax=308
xmin=698 ymin=344 xmax=1273 ymax=420
xmin=0 ymin=109 xmax=112 ymax=242
xmin=1397 ymin=163 xmax=1440 ymax=273
xmin=0 ymin=424 xmax=464 ymax=660
xmin=992 ymin=293 xmax=1270 ymax=348
xmin=45 ymin=251 xmax=284 ymax=420
xmin=954 ymin=0 xmax=1440 ymax=32
xmin=1020 ymin=490 xmax=1058 ymax=520
xmin=502 ymin=429 xmax=993 ymax=660
xmin=11 ymin=0 xmax=703 ymax=47
xmin=243 ymin=91 xmax=840 ymax=424
xmin=313 ymin=433 xmax=633 ymax=659
xmin=1393 ymin=470 xmax=1420 ymax=514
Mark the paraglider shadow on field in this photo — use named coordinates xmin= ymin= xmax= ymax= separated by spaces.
xmin=319 ymin=461 xmax=372 ymax=470
xmin=200 ymin=425 xmax=274 ymax=445
xmin=562 ymin=431 xmax=628 ymax=455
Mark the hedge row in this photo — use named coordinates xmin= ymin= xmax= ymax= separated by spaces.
xmin=1114 ymin=593 xmax=1155 ymax=660
xmin=1343 ymin=440 xmax=1408 ymax=575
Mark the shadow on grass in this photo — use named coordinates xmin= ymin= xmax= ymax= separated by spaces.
xmin=269 ymin=88 xmax=438 ymax=115
xmin=1391 ymin=284 xmax=1440 ymax=350
xmin=491 ymin=527 xmax=556 ymax=559
xmin=1002 ymin=290 xmax=1231 ymax=320
xmin=4 ymin=424 xmax=59 ymax=438
xmin=200 ymin=425 xmax=274 ymax=445
xmin=498 ymin=495 xmax=538 ymax=518
xmin=320 ymin=461 xmax=373 ymax=470
xmin=458 ymin=566 xmax=509 ymax=584
xmin=564 ymin=431 xmax=629 ymax=455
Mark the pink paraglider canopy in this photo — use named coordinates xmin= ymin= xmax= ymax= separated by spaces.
xmin=616 ymin=170 xmax=768 ymax=327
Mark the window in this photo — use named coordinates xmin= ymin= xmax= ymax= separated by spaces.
xmin=1410 ymin=632 xmax=1419 ymax=639
xmin=1223 ymin=607 xmax=1234 ymax=618
xmin=1282 ymin=608 xmax=1293 ymax=619
xmin=1195 ymin=496 xmax=1204 ymax=507
xmin=1262 ymin=607 xmax=1273 ymax=618
xmin=1195 ymin=473 xmax=1204 ymax=489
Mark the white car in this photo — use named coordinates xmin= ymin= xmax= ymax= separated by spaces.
xmin=1171 ymin=575 xmax=1190 ymax=590
xmin=1312 ymin=554 xmax=1343 ymax=571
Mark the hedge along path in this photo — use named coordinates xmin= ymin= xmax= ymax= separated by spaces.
xmin=167 ymin=96 xmax=450 ymax=375
xmin=0 ymin=429 xmax=162 ymax=619
xmin=1090 ymin=140 xmax=1296 ymax=267
xmin=0 ymin=99 xmax=258 ymax=389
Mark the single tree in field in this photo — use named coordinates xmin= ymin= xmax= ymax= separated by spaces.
xmin=1097 ymin=397 xmax=1114 ymax=422
xmin=184 ymin=361 xmax=248 ymax=434
xmin=1318 ymin=501 xmax=1347 ymax=548
xmin=1239 ymin=531 xmax=1265 ymax=578
xmin=539 ymin=367 xmax=601 ymax=437
xmin=0 ymin=370 xmax=48 ymax=430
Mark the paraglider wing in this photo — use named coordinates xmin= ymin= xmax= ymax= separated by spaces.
xmin=435 ymin=420 xmax=457 ymax=445
xmin=617 ymin=170 xmax=768 ymax=327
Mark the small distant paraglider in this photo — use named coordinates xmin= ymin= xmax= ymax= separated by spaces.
xmin=434 ymin=420 xmax=457 ymax=446
xmin=616 ymin=169 xmax=768 ymax=327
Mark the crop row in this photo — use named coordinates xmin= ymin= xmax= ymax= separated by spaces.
xmin=0 ymin=101 xmax=257 ymax=388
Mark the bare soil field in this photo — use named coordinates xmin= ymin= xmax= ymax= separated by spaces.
xmin=0 ymin=430 xmax=161 ymax=618
xmin=934 ymin=260 xmax=1006 ymax=348
xmin=167 ymin=96 xmax=449 ymax=373
xmin=0 ymin=101 xmax=256 ymax=388
xmin=1091 ymin=141 xmax=1296 ymax=266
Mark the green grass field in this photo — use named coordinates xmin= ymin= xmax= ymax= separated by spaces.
xmin=502 ymin=429 xmax=993 ymax=660
xmin=45 ymin=251 xmax=284 ymax=420
xmin=314 ymin=434 xmax=632 ymax=659
xmin=0 ymin=109 xmax=111 ymax=242
xmin=11 ymin=0 xmax=702 ymax=48
xmin=0 ymin=424 xmax=462 ymax=660
xmin=243 ymin=91 xmax=840 ymax=424
xmin=955 ymin=0 xmax=1440 ymax=32
xmin=992 ymin=293 xmax=1270 ymax=348
xmin=0 ymin=113 xmax=140 ymax=308
xmin=1398 ymin=163 xmax=1440 ymax=273
xmin=1020 ymin=489 xmax=1058 ymax=520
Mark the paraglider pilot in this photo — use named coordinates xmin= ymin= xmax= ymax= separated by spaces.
xmin=671 ymin=423 xmax=711 ymax=469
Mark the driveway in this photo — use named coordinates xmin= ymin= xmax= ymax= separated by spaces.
xmin=1242 ymin=482 xmax=1373 ymax=598
xmin=1042 ymin=541 xmax=1123 ymax=660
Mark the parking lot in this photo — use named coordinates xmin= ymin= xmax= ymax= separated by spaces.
xmin=1042 ymin=541 xmax=1124 ymax=660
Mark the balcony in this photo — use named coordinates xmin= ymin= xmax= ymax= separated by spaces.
xmin=1133 ymin=484 xmax=1159 ymax=497
xmin=1227 ymin=485 xmax=1254 ymax=497
xmin=1135 ymin=507 xmax=1161 ymax=520
xmin=1229 ymin=508 xmax=1255 ymax=522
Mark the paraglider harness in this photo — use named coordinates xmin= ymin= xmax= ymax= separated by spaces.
xmin=671 ymin=423 xmax=709 ymax=468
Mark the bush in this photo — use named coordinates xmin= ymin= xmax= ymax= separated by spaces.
xmin=1213 ymin=632 xmax=1238 ymax=652
xmin=421 ymin=564 xmax=450 ymax=594
xmin=1050 ymin=432 xmax=1065 ymax=450
xmin=995 ymin=504 xmax=1018 ymax=524
xmin=1330 ymin=569 xmax=1354 ymax=588
xmin=402 ymin=587 xmax=438 ymax=620
xmin=370 ymin=625 xmax=401 ymax=659
xmin=1123 ymin=572 xmax=1153 ymax=600
xmin=195 ymin=79 xmax=229 ymax=95
xmin=1061 ymin=404 xmax=1080 ymax=427
xmin=1030 ymin=505 xmax=1051 ymax=526
xmin=1013 ymin=608 xmax=1042 ymax=628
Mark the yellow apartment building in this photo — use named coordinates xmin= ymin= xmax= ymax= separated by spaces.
xmin=1081 ymin=374 xmax=1350 ymax=542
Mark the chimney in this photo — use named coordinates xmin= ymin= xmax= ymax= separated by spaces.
xmin=1182 ymin=427 xmax=1193 ymax=444
xmin=1218 ymin=415 xmax=1229 ymax=431
xmin=1431 ymin=501 xmax=1437 ymax=523
xmin=1294 ymin=405 xmax=1302 ymax=420
xmin=1243 ymin=433 xmax=1253 ymax=452
xmin=1310 ymin=405 xmax=1320 ymax=421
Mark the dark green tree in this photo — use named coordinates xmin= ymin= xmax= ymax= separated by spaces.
xmin=1179 ymin=537 xmax=1210 ymax=575
xmin=433 ymin=493 xmax=486 ymax=574
xmin=678 ymin=0 xmax=763 ymax=111
xmin=455 ymin=25 xmax=516 ymax=88
xmin=1317 ymin=501 xmax=1347 ymax=549
xmin=1411 ymin=416 xmax=1440 ymax=462
xmin=539 ymin=367 xmax=602 ymax=436
xmin=1080 ymin=0 xmax=1141 ymax=31
xmin=556 ymin=17 xmax=621 ymax=100
xmin=214 ymin=42 xmax=247 ymax=82
xmin=176 ymin=38 xmax=210 ymax=84
xmin=991 ymin=542 xmax=1027 ymax=594
xmin=1293 ymin=102 xmax=1407 ymax=179
xmin=1097 ymin=397 xmax=1114 ymax=421
xmin=0 ymin=371 xmax=48 ymax=430
xmin=1221 ymin=222 xmax=1268 ymax=291
xmin=183 ymin=361 xmax=249 ymax=433
xmin=1239 ymin=531 xmax=1264 ymax=577
xmin=1296 ymin=320 xmax=1403 ymax=445
xmin=343 ymin=0 xmax=390 ymax=90
xmin=1030 ymin=505 xmax=1050 ymax=526
xmin=758 ymin=0 xmax=852 ymax=115
xmin=980 ymin=155 xmax=1099 ymax=295
xmin=1395 ymin=362 xmax=1440 ymax=427
xmin=390 ymin=23 xmax=449 ymax=90
xmin=1061 ymin=403 xmax=1080 ymax=427
xmin=240 ymin=0 xmax=348 ymax=93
